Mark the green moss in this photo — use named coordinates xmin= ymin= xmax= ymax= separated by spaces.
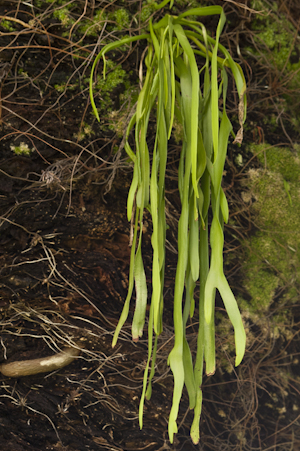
xmin=173 ymin=0 xmax=203 ymax=8
xmin=10 ymin=142 xmax=34 ymax=156
xmin=248 ymin=1 xmax=300 ymax=93
xmin=140 ymin=4 xmax=156 ymax=23
xmin=243 ymin=237 xmax=280 ymax=312
xmin=0 ymin=19 xmax=15 ymax=31
xmin=18 ymin=68 xmax=29 ymax=79
xmin=77 ymin=10 xmax=107 ymax=37
xmin=251 ymin=0 xmax=272 ymax=10
xmin=76 ymin=8 xmax=131 ymax=38
xmin=113 ymin=9 xmax=131 ymax=30
xmin=249 ymin=0 xmax=293 ymax=69
xmin=53 ymin=6 xmax=75 ymax=27
xmin=74 ymin=123 xmax=94 ymax=142
xmin=87 ymin=60 xmax=131 ymax=119
xmin=255 ymin=144 xmax=300 ymax=183
xmin=108 ymin=86 xmax=139 ymax=137
xmin=51 ymin=57 xmax=131 ymax=116
xmin=248 ymin=168 xmax=300 ymax=245
xmin=240 ymin=143 xmax=300 ymax=316
xmin=54 ymin=83 xmax=66 ymax=93
xmin=95 ymin=62 xmax=128 ymax=93
xmin=54 ymin=81 xmax=77 ymax=92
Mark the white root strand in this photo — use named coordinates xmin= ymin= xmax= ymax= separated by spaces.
xmin=0 ymin=346 xmax=81 ymax=377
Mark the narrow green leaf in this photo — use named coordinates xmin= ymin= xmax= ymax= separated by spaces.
xmin=220 ymin=188 xmax=229 ymax=223
xmin=190 ymin=390 xmax=202 ymax=445
xmin=93 ymin=5 xmax=248 ymax=444
xmin=173 ymin=24 xmax=199 ymax=199
xmin=145 ymin=333 xmax=158 ymax=400
xmin=112 ymin=210 xmax=139 ymax=348
xmin=89 ymin=34 xmax=149 ymax=121
xmin=167 ymin=16 xmax=176 ymax=138
xmin=177 ymin=5 xmax=224 ymax=21
xmin=204 ymin=217 xmax=246 ymax=366
xmin=183 ymin=269 xmax=196 ymax=407
xmin=132 ymin=245 xmax=147 ymax=341
xmin=167 ymin=346 xmax=184 ymax=442
xmin=127 ymin=165 xmax=138 ymax=222
xmin=217 ymin=275 xmax=246 ymax=366
xmin=191 ymin=218 xmax=208 ymax=443
xmin=189 ymin=200 xmax=200 ymax=282
xmin=139 ymin=301 xmax=154 ymax=428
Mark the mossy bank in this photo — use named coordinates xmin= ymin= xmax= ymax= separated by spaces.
xmin=238 ymin=143 xmax=300 ymax=335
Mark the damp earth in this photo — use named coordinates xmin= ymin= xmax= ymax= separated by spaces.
xmin=1 ymin=1 xmax=300 ymax=450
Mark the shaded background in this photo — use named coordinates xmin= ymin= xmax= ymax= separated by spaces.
xmin=1 ymin=0 xmax=300 ymax=449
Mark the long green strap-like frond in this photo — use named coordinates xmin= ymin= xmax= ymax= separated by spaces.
xmin=90 ymin=3 xmax=247 ymax=444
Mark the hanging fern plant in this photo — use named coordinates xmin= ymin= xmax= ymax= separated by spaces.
xmin=90 ymin=1 xmax=247 ymax=444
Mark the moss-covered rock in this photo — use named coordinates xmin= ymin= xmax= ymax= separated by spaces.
xmin=240 ymin=144 xmax=300 ymax=318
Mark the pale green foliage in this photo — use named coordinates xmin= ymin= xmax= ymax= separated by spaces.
xmin=90 ymin=1 xmax=247 ymax=445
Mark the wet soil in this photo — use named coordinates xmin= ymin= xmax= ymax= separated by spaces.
xmin=0 ymin=166 xmax=180 ymax=451
xmin=1 ymin=0 xmax=300 ymax=450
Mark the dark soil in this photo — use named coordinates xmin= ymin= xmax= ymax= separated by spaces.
xmin=1 ymin=1 xmax=300 ymax=450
